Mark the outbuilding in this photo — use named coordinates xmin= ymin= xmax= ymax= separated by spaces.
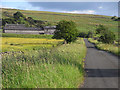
xmin=3 ymin=24 xmax=56 ymax=35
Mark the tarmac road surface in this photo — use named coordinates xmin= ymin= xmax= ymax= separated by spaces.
xmin=82 ymin=39 xmax=119 ymax=88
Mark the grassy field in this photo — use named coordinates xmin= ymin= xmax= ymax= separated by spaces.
xmin=2 ymin=8 xmax=118 ymax=39
xmin=1 ymin=8 xmax=118 ymax=88
xmin=2 ymin=33 xmax=53 ymax=39
xmin=2 ymin=38 xmax=86 ymax=88
xmin=88 ymin=38 xmax=120 ymax=56
xmin=1 ymin=37 xmax=63 ymax=52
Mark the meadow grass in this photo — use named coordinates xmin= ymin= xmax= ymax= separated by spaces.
xmin=2 ymin=33 xmax=53 ymax=39
xmin=88 ymin=38 xmax=120 ymax=56
xmin=2 ymin=38 xmax=86 ymax=88
xmin=1 ymin=37 xmax=63 ymax=52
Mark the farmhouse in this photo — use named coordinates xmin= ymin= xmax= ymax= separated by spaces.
xmin=3 ymin=24 xmax=56 ymax=35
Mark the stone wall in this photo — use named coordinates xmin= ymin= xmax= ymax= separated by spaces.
xmin=4 ymin=30 xmax=45 ymax=34
xmin=44 ymin=29 xmax=55 ymax=35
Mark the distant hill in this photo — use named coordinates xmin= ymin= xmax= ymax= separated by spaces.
xmin=2 ymin=8 xmax=118 ymax=37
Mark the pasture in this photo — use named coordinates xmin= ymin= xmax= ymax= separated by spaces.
xmin=1 ymin=37 xmax=63 ymax=52
xmin=2 ymin=8 xmax=118 ymax=39
xmin=2 ymin=33 xmax=53 ymax=39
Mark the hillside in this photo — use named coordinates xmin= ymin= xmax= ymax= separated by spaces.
xmin=2 ymin=8 xmax=118 ymax=38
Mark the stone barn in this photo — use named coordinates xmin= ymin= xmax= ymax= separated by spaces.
xmin=3 ymin=24 xmax=56 ymax=35
xmin=44 ymin=26 xmax=56 ymax=35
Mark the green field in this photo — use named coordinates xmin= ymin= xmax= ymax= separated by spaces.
xmin=2 ymin=8 xmax=118 ymax=39
xmin=1 ymin=37 xmax=63 ymax=52
xmin=2 ymin=33 xmax=53 ymax=39
xmin=1 ymin=8 xmax=118 ymax=88
xmin=2 ymin=38 xmax=86 ymax=88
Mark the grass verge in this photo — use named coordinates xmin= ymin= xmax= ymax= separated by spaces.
xmin=88 ymin=38 xmax=120 ymax=56
xmin=2 ymin=33 xmax=53 ymax=39
xmin=2 ymin=38 xmax=86 ymax=88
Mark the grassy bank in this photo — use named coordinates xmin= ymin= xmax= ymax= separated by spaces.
xmin=2 ymin=38 xmax=86 ymax=88
xmin=2 ymin=33 xmax=53 ymax=39
xmin=88 ymin=38 xmax=120 ymax=56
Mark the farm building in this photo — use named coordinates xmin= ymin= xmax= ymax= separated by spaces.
xmin=3 ymin=24 xmax=56 ymax=35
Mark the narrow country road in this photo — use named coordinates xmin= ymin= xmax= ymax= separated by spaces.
xmin=83 ymin=39 xmax=119 ymax=88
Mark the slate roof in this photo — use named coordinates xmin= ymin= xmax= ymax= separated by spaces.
xmin=4 ymin=24 xmax=42 ymax=31
xmin=44 ymin=26 xmax=56 ymax=29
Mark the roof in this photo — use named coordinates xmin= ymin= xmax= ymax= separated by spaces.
xmin=4 ymin=24 xmax=42 ymax=31
xmin=44 ymin=26 xmax=56 ymax=29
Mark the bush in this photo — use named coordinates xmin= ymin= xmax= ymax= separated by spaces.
xmin=114 ymin=17 xmax=120 ymax=21
xmin=13 ymin=11 xmax=25 ymax=20
xmin=78 ymin=32 xmax=87 ymax=38
xmin=2 ymin=11 xmax=46 ymax=28
xmin=99 ymin=30 xmax=115 ymax=44
xmin=111 ymin=16 xmax=116 ymax=20
xmin=96 ymin=25 xmax=108 ymax=34
xmin=86 ymin=31 xmax=93 ymax=38
xmin=2 ymin=18 xmax=16 ymax=26
xmin=53 ymin=20 xmax=78 ymax=43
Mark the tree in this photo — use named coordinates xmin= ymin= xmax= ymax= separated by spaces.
xmin=13 ymin=11 xmax=25 ymax=20
xmin=111 ymin=16 xmax=116 ymax=20
xmin=53 ymin=20 xmax=78 ymax=43
xmin=34 ymin=20 xmax=45 ymax=27
xmin=96 ymin=25 xmax=108 ymax=34
xmin=2 ymin=18 xmax=16 ymax=26
xmin=99 ymin=30 xmax=115 ymax=44
xmin=87 ymin=31 xmax=93 ymax=38
xmin=114 ymin=17 xmax=120 ymax=21
xmin=78 ymin=32 xmax=87 ymax=38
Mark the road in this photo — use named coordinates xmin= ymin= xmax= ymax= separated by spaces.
xmin=82 ymin=39 xmax=119 ymax=88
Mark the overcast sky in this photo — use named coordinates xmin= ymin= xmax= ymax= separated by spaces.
xmin=1 ymin=1 xmax=118 ymax=16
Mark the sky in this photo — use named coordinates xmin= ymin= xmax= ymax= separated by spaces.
xmin=0 ymin=1 xmax=118 ymax=16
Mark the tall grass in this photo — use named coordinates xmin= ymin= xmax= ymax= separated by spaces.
xmin=88 ymin=38 xmax=120 ymax=56
xmin=2 ymin=38 xmax=86 ymax=88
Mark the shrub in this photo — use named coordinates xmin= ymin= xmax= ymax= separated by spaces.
xmin=99 ymin=30 xmax=115 ymax=44
xmin=111 ymin=16 xmax=116 ymax=20
xmin=114 ymin=17 xmax=120 ymax=21
xmin=13 ymin=11 xmax=25 ymax=20
xmin=2 ymin=18 xmax=16 ymax=26
xmin=96 ymin=25 xmax=108 ymax=34
xmin=53 ymin=20 xmax=78 ymax=43
xmin=86 ymin=31 xmax=93 ymax=38
xmin=78 ymin=32 xmax=87 ymax=38
xmin=2 ymin=11 xmax=46 ymax=28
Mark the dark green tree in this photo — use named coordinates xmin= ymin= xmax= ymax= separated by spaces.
xmin=13 ymin=11 xmax=25 ymax=20
xmin=2 ymin=18 xmax=16 ymax=26
xmin=99 ymin=30 xmax=115 ymax=44
xmin=111 ymin=16 xmax=116 ymax=20
xmin=53 ymin=20 xmax=78 ymax=43
xmin=87 ymin=31 xmax=93 ymax=38
xmin=96 ymin=25 xmax=108 ymax=34
xmin=78 ymin=32 xmax=87 ymax=38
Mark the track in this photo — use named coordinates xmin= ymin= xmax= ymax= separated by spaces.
xmin=83 ymin=39 xmax=119 ymax=88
